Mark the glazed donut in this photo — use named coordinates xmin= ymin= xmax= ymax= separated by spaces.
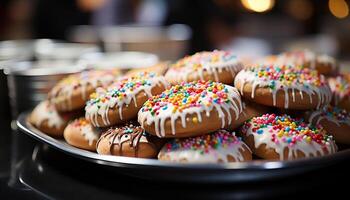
xmin=274 ymin=50 xmax=338 ymax=76
xmin=165 ymin=50 xmax=243 ymax=85
xmin=49 ymin=69 xmax=116 ymax=112
xmin=306 ymin=105 xmax=350 ymax=145
xmin=96 ymin=122 xmax=165 ymax=158
xmin=158 ymin=130 xmax=252 ymax=163
xmin=138 ymin=80 xmax=243 ymax=138
xmin=328 ymin=74 xmax=350 ymax=111
xmin=234 ymin=65 xmax=332 ymax=110
xmin=64 ymin=118 xmax=100 ymax=151
xmin=29 ymin=101 xmax=74 ymax=137
xmin=126 ymin=62 xmax=170 ymax=77
xmin=85 ymin=72 xmax=169 ymax=127
xmin=241 ymin=113 xmax=337 ymax=160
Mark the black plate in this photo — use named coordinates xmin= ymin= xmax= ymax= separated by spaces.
xmin=17 ymin=112 xmax=350 ymax=183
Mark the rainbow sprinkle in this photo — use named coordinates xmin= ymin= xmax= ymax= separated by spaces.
xmin=242 ymin=113 xmax=334 ymax=147
xmin=173 ymin=50 xmax=237 ymax=70
xmin=248 ymin=65 xmax=326 ymax=89
xmin=86 ymin=72 xmax=158 ymax=107
xmin=329 ymin=74 xmax=350 ymax=99
xmin=141 ymin=80 xmax=235 ymax=116
xmin=165 ymin=130 xmax=242 ymax=154
xmin=316 ymin=106 xmax=350 ymax=123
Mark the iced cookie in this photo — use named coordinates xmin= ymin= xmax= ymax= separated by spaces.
xmin=64 ymin=118 xmax=100 ymax=151
xmin=158 ymin=130 xmax=252 ymax=163
xmin=138 ymin=80 xmax=242 ymax=138
xmin=234 ymin=65 xmax=332 ymax=109
xmin=96 ymin=122 xmax=164 ymax=158
xmin=49 ymin=69 xmax=115 ymax=112
xmin=241 ymin=113 xmax=337 ymax=160
xmin=165 ymin=50 xmax=243 ymax=85
xmin=85 ymin=72 xmax=169 ymax=127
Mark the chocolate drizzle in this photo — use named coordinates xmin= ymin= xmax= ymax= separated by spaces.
xmin=97 ymin=122 xmax=159 ymax=157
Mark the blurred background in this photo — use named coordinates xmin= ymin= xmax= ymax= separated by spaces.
xmin=1 ymin=0 xmax=350 ymax=121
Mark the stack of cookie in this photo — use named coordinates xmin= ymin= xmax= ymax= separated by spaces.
xmin=29 ymin=49 xmax=349 ymax=163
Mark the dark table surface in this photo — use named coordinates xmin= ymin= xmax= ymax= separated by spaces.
xmin=0 ymin=118 xmax=349 ymax=200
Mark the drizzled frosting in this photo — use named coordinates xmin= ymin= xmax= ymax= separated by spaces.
xmin=275 ymin=50 xmax=337 ymax=70
xmin=96 ymin=122 xmax=158 ymax=157
xmin=49 ymin=69 xmax=115 ymax=110
xmin=241 ymin=113 xmax=337 ymax=160
xmin=234 ymin=65 xmax=331 ymax=109
xmin=159 ymin=130 xmax=251 ymax=163
xmin=70 ymin=118 xmax=100 ymax=145
xmin=138 ymin=80 xmax=242 ymax=137
xmin=308 ymin=105 xmax=350 ymax=127
xmin=31 ymin=101 xmax=66 ymax=128
xmin=165 ymin=50 xmax=243 ymax=83
xmin=85 ymin=72 xmax=169 ymax=127
xmin=328 ymin=75 xmax=350 ymax=104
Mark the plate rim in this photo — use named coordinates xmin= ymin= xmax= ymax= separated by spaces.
xmin=16 ymin=112 xmax=350 ymax=170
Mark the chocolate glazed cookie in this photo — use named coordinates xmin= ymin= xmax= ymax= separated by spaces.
xmin=96 ymin=122 xmax=165 ymax=158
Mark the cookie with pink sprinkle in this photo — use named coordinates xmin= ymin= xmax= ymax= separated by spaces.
xmin=234 ymin=65 xmax=332 ymax=110
xmin=306 ymin=105 xmax=350 ymax=145
xmin=241 ymin=113 xmax=337 ymax=160
xmin=85 ymin=72 xmax=169 ymax=127
xmin=158 ymin=130 xmax=252 ymax=163
xmin=165 ymin=50 xmax=243 ymax=85
xmin=138 ymin=80 xmax=243 ymax=138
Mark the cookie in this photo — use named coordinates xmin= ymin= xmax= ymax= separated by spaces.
xmin=64 ymin=118 xmax=100 ymax=151
xmin=274 ymin=50 xmax=338 ymax=76
xmin=306 ymin=105 xmax=350 ymax=145
xmin=85 ymin=72 xmax=169 ymax=127
xmin=29 ymin=101 xmax=74 ymax=137
xmin=158 ymin=130 xmax=252 ymax=163
xmin=49 ymin=69 xmax=116 ymax=112
xmin=165 ymin=50 xmax=243 ymax=85
xmin=96 ymin=122 xmax=165 ymax=158
xmin=328 ymin=74 xmax=350 ymax=111
xmin=241 ymin=113 xmax=337 ymax=160
xmin=234 ymin=65 xmax=332 ymax=110
xmin=126 ymin=62 xmax=170 ymax=77
xmin=138 ymin=80 xmax=243 ymax=138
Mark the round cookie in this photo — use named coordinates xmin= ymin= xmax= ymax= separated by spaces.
xmin=96 ymin=122 xmax=165 ymax=158
xmin=29 ymin=101 xmax=73 ymax=137
xmin=241 ymin=113 xmax=337 ymax=160
xmin=138 ymin=80 xmax=243 ymax=138
xmin=85 ymin=72 xmax=169 ymax=127
xmin=158 ymin=130 xmax=252 ymax=163
xmin=234 ymin=65 xmax=332 ymax=110
xmin=126 ymin=62 xmax=170 ymax=77
xmin=328 ymin=74 xmax=350 ymax=111
xmin=275 ymin=50 xmax=338 ymax=76
xmin=49 ymin=69 xmax=116 ymax=112
xmin=306 ymin=105 xmax=350 ymax=145
xmin=165 ymin=50 xmax=243 ymax=85
xmin=64 ymin=118 xmax=100 ymax=151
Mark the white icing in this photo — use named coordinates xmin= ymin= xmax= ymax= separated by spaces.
xmin=31 ymin=101 xmax=66 ymax=128
xmin=165 ymin=50 xmax=243 ymax=84
xmin=138 ymin=82 xmax=242 ymax=137
xmin=85 ymin=73 xmax=169 ymax=127
xmin=49 ymin=70 xmax=115 ymax=110
xmin=79 ymin=122 xmax=100 ymax=145
xmin=158 ymin=131 xmax=250 ymax=163
xmin=244 ymin=123 xmax=337 ymax=160
xmin=234 ymin=66 xmax=332 ymax=109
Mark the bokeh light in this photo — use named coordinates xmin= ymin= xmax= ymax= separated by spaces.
xmin=241 ymin=0 xmax=275 ymax=13
xmin=329 ymin=0 xmax=349 ymax=19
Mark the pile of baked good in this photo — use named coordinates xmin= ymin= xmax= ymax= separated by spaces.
xmin=28 ymin=49 xmax=350 ymax=163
